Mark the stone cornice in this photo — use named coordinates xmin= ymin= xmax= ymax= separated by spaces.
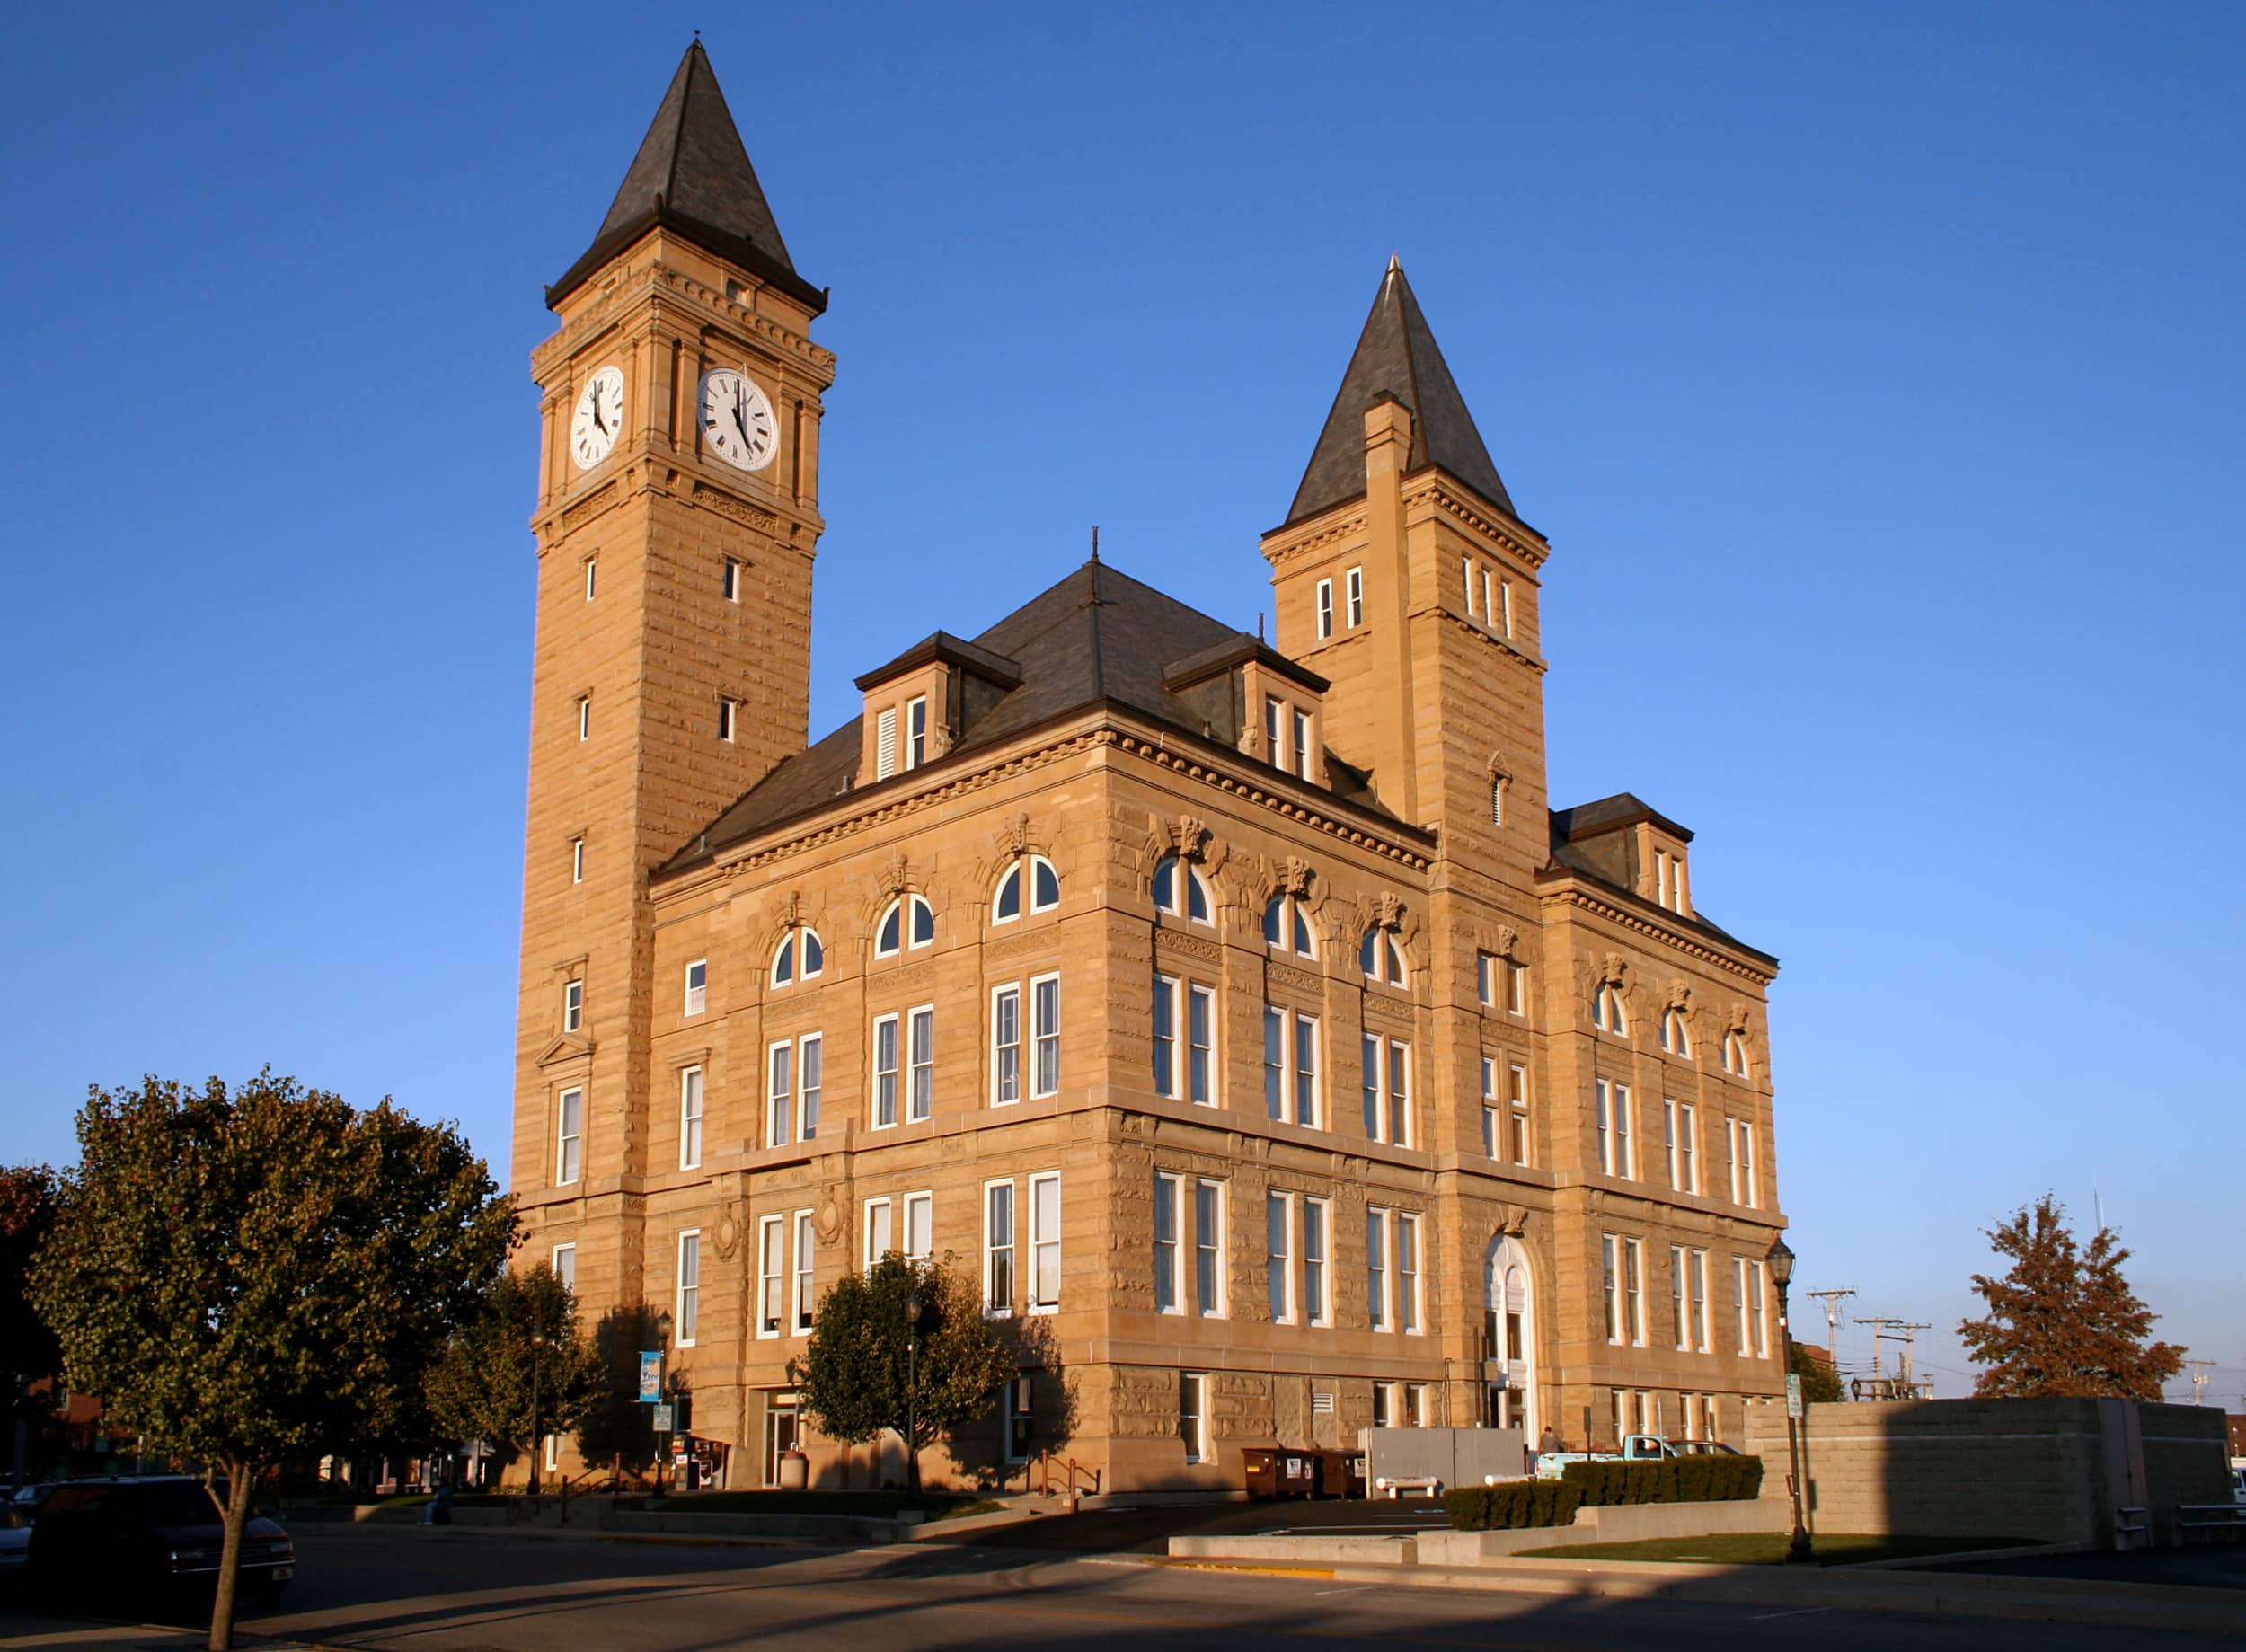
xmin=1401 ymin=475 xmax=1550 ymax=570
xmin=531 ymin=262 xmax=835 ymax=384
xmin=1538 ymin=876 xmax=1778 ymax=986
xmin=1260 ymin=511 xmax=1368 ymax=570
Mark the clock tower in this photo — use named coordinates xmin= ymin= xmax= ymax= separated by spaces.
xmin=511 ymin=41 xmax=835 ymax=1311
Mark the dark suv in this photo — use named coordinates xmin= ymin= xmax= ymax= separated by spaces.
xmin=29 ymin=1476 xmax=294 ymax=1605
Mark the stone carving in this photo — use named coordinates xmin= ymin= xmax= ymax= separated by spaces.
xmin=1667 ymin=979 xmax=1693 ymax=1011
xmin=814 ymin=1197 xmax=842 ymax=1244
xmin=1280 ymin=855 xmax=1313 ymax=897
xmin=1498 ymin=1205 xmax=1530 ymax=1238
xmin=1171 ymin=815 xmax=1209 ymax=861
xmin=1375 ymin=891 xmax=1403 ymax=930
xmin=1154 ymin=929 xmax=1221 ymax=965
xmin=1004 ymin=813 xmax=1035 ymax=856
xmin=1600 ymin=950 xmax=1629 ymax=986
xmin=691 ymin=480 xmax=777 ymax=530
xmin=1495 ymin=924 xmax=1519 ymax=959
xmin=1725 ymin=1002 xmax=1753 ymax=1035
xmin=560 ymin=481 xmax=617 ymax=533
xmin=712 ymin=1201 xmax=743 ymax=1261
xmin=776 ymin=891 xmax=801 ymax=929
xmin=880 ymin=853 xmax=913 ymax=896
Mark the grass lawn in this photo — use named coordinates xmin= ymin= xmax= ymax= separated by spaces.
xmin=1516 ymin=1532 xmax=2044 ymax=1566
xmin=625 ymin=1489 xmax=995 ymax=1519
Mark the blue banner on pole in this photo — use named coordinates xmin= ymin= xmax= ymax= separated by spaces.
xmin=639 ymin=1351 xmax=663 ymax=1403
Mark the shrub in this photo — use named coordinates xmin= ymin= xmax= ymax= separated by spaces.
xmin=1561 ymin=1454 xmax=1764 ymax=1506
xmin=1444 ymin=1480 xmax=1583 ymax=1531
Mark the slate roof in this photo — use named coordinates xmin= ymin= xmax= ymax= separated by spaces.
xmin=1285 ymin=257 xmax=1516 ymax=528
xmin=668 ymin=558 xmax=1397 ymax=869
xmin=1549 ymin=791 xmax=1693 ymax=844
xmin=549 ymin=41 xmax=825 ymax=312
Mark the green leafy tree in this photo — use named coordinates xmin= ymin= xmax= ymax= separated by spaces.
xmin=31 ymin=1073 xmax=513 ymax=1651
xmin=1958 ymin=1194 xmax=2184 ymax=1400
xmin=791 ymin=1254 xmax=1017 ymax=1496
xmin=424 ymin=1262 xmax=605 ymax=1490
xmin=1786 ymin=1337 xmax=1844 ymax=1403
xmin=3 ymin=1164 xmax=64 ymax=1480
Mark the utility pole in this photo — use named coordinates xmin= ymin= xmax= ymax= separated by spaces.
xmin=1807 ymin=1288 xmax=1855 ymax=1387
xmin=1893 ymin=1322 xmax=1932 ymax=1398
xmin=2181 ymin=1360 xmax=2214 ymax=1405
xmin=1856 ymin=1316 xmax=1898 ymax=1397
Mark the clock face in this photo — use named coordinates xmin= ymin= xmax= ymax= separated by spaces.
xmin=698 ymin=368 xmax=778 ymax=473
xmin=570 ymin=366 xmax=625 ymax=470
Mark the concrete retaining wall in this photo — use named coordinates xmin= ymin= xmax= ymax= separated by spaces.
xmin=1419 ymin=1497 xmax=1785 ymax=1560
xmin=1743 ymin=1398 xmax=2231 ymax=1546
xmin=602 ymin=1508 xmax=918 ymax=1543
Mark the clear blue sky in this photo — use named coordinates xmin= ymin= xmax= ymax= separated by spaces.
xmin=4 ymin=3 xmax=2240 ymax=1404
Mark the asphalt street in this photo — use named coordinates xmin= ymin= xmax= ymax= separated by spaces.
xmin=4 ymin=1524 xmax=2239 ymax=1652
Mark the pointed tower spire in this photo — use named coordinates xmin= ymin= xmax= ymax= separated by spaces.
xmin=1285 ymin=258 xmax=1513 ymax=526
xmin=548 ymin=40 xmax=825 ymax=312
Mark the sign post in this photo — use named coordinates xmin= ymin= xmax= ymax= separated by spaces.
xmin=638 ymin=1352 xmax=664 ymax=1404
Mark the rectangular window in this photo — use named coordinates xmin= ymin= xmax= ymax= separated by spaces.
xmin=556 ymin=1088 xmax=582 ymax=1185
xmin=1670 ymin=1245 xmax=1690 ymax=1350
xmin=1482 ymin=568 xmax=1496 ymax=629
xmin=1372 ymin=1383 xmax=1392 ymax=1429
xmin=1603 ymin=1232 xmax=1623 ymax=1344
xmin=1614 ymin=1083 xmax=1633 ymax=1178
xmin=676 ymin=1231 xmax=701 ymax=1347
xmin=571 ymin=837 xmax=585 ymax=884
xmin=1031 ymin=974 xmax=1061 ymax=1097
xmin=1004 ymin=1375 xmax=1033 ymax=1462
xmin=1293 ymin=1013 xmax=1320 ymax=1126
xmin=1180 ymin=1372 xmax=1206 ymax=1465
xmin=1187 ymin=984 xmax=1214 ymax=1105
xmin=551 ymin=1242 xmax=576 ymax=1293
xmin=792 ymin=1210 xmax=815 ymax=1334
xmin=757 ymin=1216 xmax=784 ymax=1336
xmin=1154 ymin=1172 xmax=1181 ymax=1313
xmin=1507 ymin=959 xmax=1527 ymax=1015
xmin=985 ymin=1181 xmax=1015 ymax=1313
xmin=906 ymin=695 xmax=927 ymax=769
xmin=1463 ymin=555 xmax=1477 ymax=614
xmin=1029 ymin=1172 xmax=1062 ymax=1312
xmin=1264 ymin=694 xmax=1283 ymax=765
xmin=1359 ymin=1035 xmax=1411 ymax=1146
xmin=1613 ymin=1390 xmax=1631 ymax=1448
xmin=1679 ymin=1101 xmax=1698 ymax=1192
xmin=1193 ymin=1179 xmax=1223 ymax=1316
xmin=584 ymin=557 xmax=597 ymax=600
xmin=907 ymin=1007 xmax=933 ymax=1123
xmin=1366 ymin=1207 xmax=1388 ymax=1331
xmin=1154 ymin=975 xmax=1177 ymax=1099
xmin=1386 ymin=1041 xmax=1411 ymax=1148
xmin=1623 ymin=1236 xmax=1645 ymax=1345
xmin=1266 ymin=1190 xmax=1293 ymax=1321
xmin=1596 ymin=1079 xmax=1614 ymax=1175
xmin=993 ymin=986 xmax=1021 ymax=1105
xmin=1398 ymin=1213 xmax=1420 ymax=1334
xmin=563 ymin=979 xmax=583 ymax=1034
xmin=799 ymin=1033 xmax=823 ymax=1140
xmin=1734 ymin=1257 xmax=1758 ymax=1355
xmin=1508 ymin=1063 xmax=1531 ymax=1166
xmin=719 ymin=697 xmax=737 ymax=743
xmin=873 ymin=1012 xmax=900 ymax=1128
xmin=1663 ymin=1100 xmax=1680 ymax=1190
xmin=875 ymin=706 xmax=898 ymax=780
xmin=1500 ymin=577 xmax=1515 ymax=638
xmin=577 ymin=694 xmax=590 ymax=741
xmin=684 ymin=959 xmax=707 ymax=1017
xmin=1263 ymin=1006 xmax=1284 ymax=1121
xmin=1477 ymin=952 xmax=1493 ymax=1004
xmin=1292 ymin=708 xmax=1312 ymax=779
xmin=1315 ymin=578 xmax=1333 ymax=640
xmin=865 ymin=1197 xmax=894 ymax=1268
xmin=722 ymin=557 xmax=741 ymax=601
xmin=1346 ymin=566 xmax=1364 ymax=627
xmin=1481 ymin=1057 xmax=1498 ymax=1157
xmin=678 ymin=1066 xmax=703 ymax=1171
xmin=1302 ymin=1197 xmax=1328 ymax=1326
xmin=904 ymin=1191 xmax=933 ymax=1261
xmin=1362 ymin=1035 xmax=1381 ymax=1141
xmin=1738 ymin=1121 xmax=1759 ymax=1208
xmin=767 ymin=1040 xmax=794 ymax=1148
xmin=1691 ymin=1249 xmax=1710 ymax=1351
xmin=1751 ymin=1259 xmax=1769 ymax=1356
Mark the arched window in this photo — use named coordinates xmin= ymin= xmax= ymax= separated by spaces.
xmin=1659 ymin=1008 xmax=1693 ymax=1059
xmin=1358 ymin=926 xmax=1406 ymax=986
xmin=875 ymin=894 xmax=936 ymax=958
xmin=771 ymin=927 xmax=824 ymax=988
xmin=1263 ymin=892 xmax=1315 ymax=959
xmin=1485 ymin=1237 xmax=1538 ymax=1440
xmin=1722 ymin=1030 xmax=1752 ymax=1079
xmin=994 ymin=854 xmax=1061 ymax=923
xmin=1153 ymin=855 xmax=1212 ymax=923
xmin=1590 ymin=981 xmax=1628 ymax=1037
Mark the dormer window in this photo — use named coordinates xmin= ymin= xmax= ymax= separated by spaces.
xmin=1153 ymin=855 xmax=1212 ymax=923
xmin=1358 ymin=926 xmax=1407 ymax=987
xmin=1654 ymin=846 xmax=1690 ymax=914
xmin=1591 ymin=981 xmax=1629 ymax=1037
xmin=995 ymin=855 xmax=1060 ymax=923
xmin=1659 ymin=1008 xmax=1693 ymax=1059
xmin=771 ymin=927 xmax=824 ymax=987
xmin=876 ymin=895 xmax=935 ymax=957
xmin=1263 ymin=893 xmax=1315 ymax=959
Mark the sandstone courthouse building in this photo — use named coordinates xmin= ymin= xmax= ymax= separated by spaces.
xmin=515 ymin=43 xmax=1789 ymax=1491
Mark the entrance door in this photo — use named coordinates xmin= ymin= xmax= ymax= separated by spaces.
xmin=764 ymin=1399 xmax=800 ymax=1485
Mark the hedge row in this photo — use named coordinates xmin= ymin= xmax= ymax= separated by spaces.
xmin=1444 ymin=1480 xmax=1583 ymax=1531
xmin=1559 ymin=1454 xmax=1764 ymax=1506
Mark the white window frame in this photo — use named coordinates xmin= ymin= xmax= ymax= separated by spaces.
xmin=719 ymin=696 xmax=738 ymax=743
xmin=1398 ymin=1212 xmax=1421 ymax=1335
xmin=1302 ymin=1196 xmax=1330 ymax=1327
xmin=1346 ymin=565 xmax=1364 ymax=627
xmin=906 ymin=695 xmax=927 ymax=770
xmin=875 ymin=894 xmax=936 ymax=958
xmin=1602 ymin=1232 xmax=1623 ymax=1345
xmin=991 ymin=853 xmax=1060 ymax=923
xmin=1463 ymin=555 xmax=1477 ymax=615
xmin=1004 ymin=1374 xmax=1034 ymax=1462
xmin=1366 ymin=1206 xmax=1389 ymax=1332
xmin=1028 ymin=1171 xmax=1062 ymax=1313
xmin=1679 ymin=1100 xmax=1698 ymax=1192
xmin=1152 ymin=855 xmax=1214 ymax=923
xmin=551 ymin=1241 xmax=576 ymax=1294
xmin=1735 ymin=1258 xmax=1754 ymax=1355
xmin=577 ymin=694 xmax=590 ymax=742
xmin=1670 ymin=1244 xmax=1690 ymax=1351
xmin=1481 ymin=1057 xmax=1498 ymax=1158
xmin=983 ymin=1179 xmax=1016 ymax=1317
xmin=1476 ymin=952 xmax=1493 ymax=1005
xmin=676 ymin=1230 xmax=701 ymax=1347
xmin=1623 ymin=1235 xmax=1646 ymax=1346
xmin=1737 ymin=1119 xmax=1759 ymax=1208
xmin=1691 ymin=1248 xmax=1711 ymax=1351
xmin=1507 ymin=1061 xmax=1532 ymax=1166
xmin=864 ymin=1197 xmax=894 ymax=1268
xmin=1154 ymin=1171 xmax=1183 ymax=1314
xmin=571 ymin=836 xmax=585 ymax=884
xmin=766 ymin=1039 xmax=795 ymax=1148
xmin=683 ymin=959 xmax=707 ymax=1017
xmin=1030 ymin=973 xmax=1061 ymax=1099
xmin=1266 ymin=1189 xmax=1294 ymax=1323
xmin=1315 ymin=577 xmax=1334 ymax=640
xmin=555 ymin=1088 xmax=582 ymax=1186
xmin=1481 ymin=567 xmax=1496 ymax=629
xmin=756 ymin=1215 xmax=785 ymax=1338
xmin=907 ymin=1005 xmax=933 ymax=1123
xmin=992 ymin=985 xmax=1022 ymax=1106
xmin=1180 ymin=1372 xmax=1207 ymax=1465
xmin=678 ymin=1065 xmax=703 ymax=1171
xmin=875 ymin=705 xmax=898 ymax=780
xmin=1661 ymin=1006 xmax=1693 ymax=1058
xmin=1193 ymin=1179 xmax=1225 ymax=1319
xmin=722 ymin=556 xmax=742 ymax=602
xmin=872 ymin=1012 xmax=902 ymax=1129
xmin=1507 ymin=959 xmax=1527 ymax=1015
xmin=562 ymin=978 xmax=583 ymax=1034
xmin=1592 ymin=981 xmax=1628 ymax=1036
xmin=791 ymin=1209 xmax=816 ymax=1335
xmin=1292 ymin=708 xmax=1313 ymax=779
xmin=583 ymin=557 xmax=597 ymax=601
xmin=1260 ymin=1009 xmax=1320 ymax=1127
xmin=1500 ymin=577 xmax=1515 ymax=638
xmin=904 ymin=1189 xmax=933 ymax=1261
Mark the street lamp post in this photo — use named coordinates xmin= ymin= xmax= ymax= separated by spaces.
xmin=903 ymin=1293 xmax=924 ymax=1502
xmin=1767 ymin=1236 xmax=1810 ymax=1563
xmin=527 ymin=1326 xmax=545 ymax=1497
xmin=653 ymin=1310 xmax=673 ymax=1501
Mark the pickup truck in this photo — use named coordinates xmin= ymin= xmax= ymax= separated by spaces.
xmin=1534 ymin=1434 xmax=1738 ymax=1480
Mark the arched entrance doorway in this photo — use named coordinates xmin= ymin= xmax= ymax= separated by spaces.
xmin=1484 ymin=1236 xmax=1537 ymax=1440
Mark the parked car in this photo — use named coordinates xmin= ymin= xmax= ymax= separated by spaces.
xmin=1534 ymin=1434 xmax=1738 ymax=1479
xmin=2231 ymin=1465 xmax=2244 ymax=1506
xmin=28 ymin=1477 xmax=293 ymax=1605
xmin=9 ymin=1482 xmax=59 ymax=1522
xmin=0 ymin=1505 xmax=29 ymax=1575
xmin=1670 ymin=1441 xmax=1743 ymax=1458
